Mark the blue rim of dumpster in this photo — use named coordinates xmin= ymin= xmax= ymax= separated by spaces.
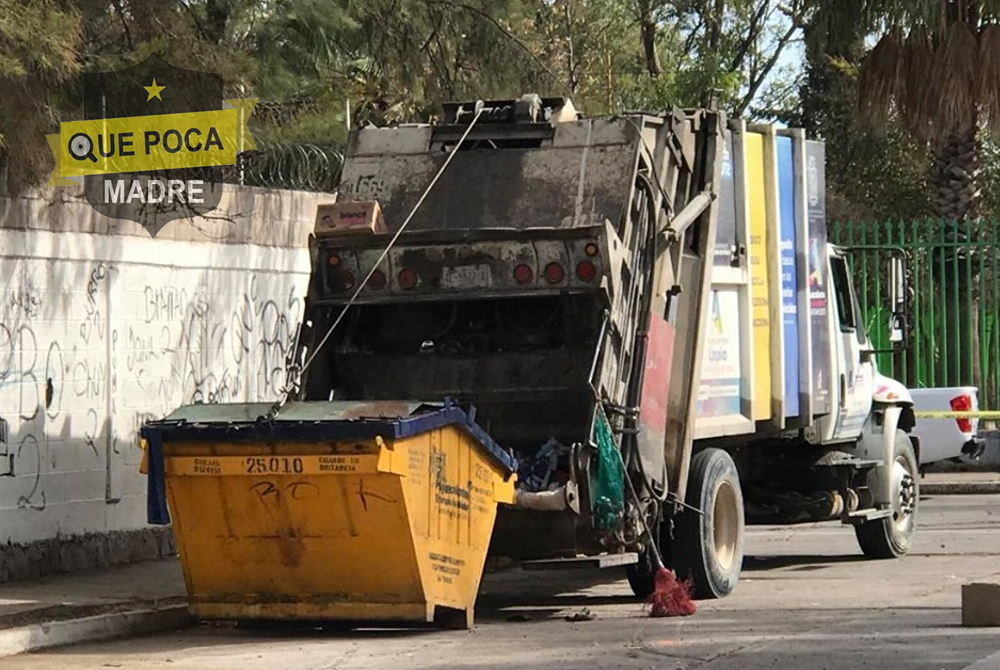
xmin=140 ymin=399 xmax=517 ymax=525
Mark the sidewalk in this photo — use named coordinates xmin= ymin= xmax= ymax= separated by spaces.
xmin=921 ymin=471 xmax=1000 ymax=495
xmin=0 ymin=558 xmax=188 ymax=658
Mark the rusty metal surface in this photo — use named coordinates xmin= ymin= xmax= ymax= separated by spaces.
xmin=339 ymin=119 xmax=640 ymax=233
xmin=298 ymin=105 xmax=727 ymax=559
xmin=315 ymin=234 xmax=605 ymax=303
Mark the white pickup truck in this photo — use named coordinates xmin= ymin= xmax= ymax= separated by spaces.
xmin=909 ymin=386 xmax=985 ymax=470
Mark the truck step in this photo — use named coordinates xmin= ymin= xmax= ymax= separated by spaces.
xmin=844 ymin=508 xmax=893 ymax=525
xmin=521 ymin=553 xmax=639 ymax=571
xmin=814 ymin=452 xmax=883 ymax=470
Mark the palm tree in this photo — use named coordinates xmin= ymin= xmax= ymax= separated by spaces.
xmin=810 ymin=0 xmax=1000 ymax=387
xmin=810 ymin=0 xmax=1000 ymax=220
xmin=860 ymin=2 xmax=1000 ymax=222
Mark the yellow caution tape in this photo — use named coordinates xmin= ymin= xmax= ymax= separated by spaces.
xmin=913 ymin=411 xmax=1000 ymax=419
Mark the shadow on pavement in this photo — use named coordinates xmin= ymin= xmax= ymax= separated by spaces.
xmin=742 ymin=553 xmax=867 ymax=572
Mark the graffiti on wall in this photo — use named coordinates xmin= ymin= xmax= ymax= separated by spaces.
xmin=0 ymin=257 xmax=306 ymax=540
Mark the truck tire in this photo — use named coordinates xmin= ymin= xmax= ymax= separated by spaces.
xmin=625 ymin=530 xmax=672 ymax=599
xmin=626 ymin=550 xmax=656 ymax=598
xmin=674 ymin=448 xmax=744 ymax=599
xmin=855 ymin=430 xmax=918 ymax=559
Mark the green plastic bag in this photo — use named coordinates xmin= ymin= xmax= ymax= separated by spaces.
xmin=591 ymin=406 xmax=624 ymax=530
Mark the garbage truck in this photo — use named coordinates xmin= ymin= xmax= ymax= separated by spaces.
xmin=140 ymin=96 xmax=917 ymax=627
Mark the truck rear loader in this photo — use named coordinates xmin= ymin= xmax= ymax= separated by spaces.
xmin=141 ymin=97 xmax=918 ymax=625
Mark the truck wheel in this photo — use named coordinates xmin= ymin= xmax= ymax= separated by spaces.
xmin=674 ymin=448 xmax=744 ymax=599
xmin=855 ymin=430 xmax=918 ymax=559
xmin=625 ymin=528 xmax=673 ymax=599
xmin=626 ymin=550 xmax=656 ymax=598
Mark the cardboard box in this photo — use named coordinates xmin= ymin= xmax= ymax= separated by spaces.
xmin=315 ymin=200 xmax=386 ymax=237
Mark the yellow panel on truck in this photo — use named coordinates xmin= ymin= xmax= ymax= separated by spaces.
xmin=744 ymin=131 xmax=772 ymax=421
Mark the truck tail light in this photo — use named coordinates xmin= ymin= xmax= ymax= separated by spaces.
xmin=584 ymin=243 xmax=599 ymax=257
xmin=576 ymin=260 xmax=596 ymax=282
xmin=544 ymin=262 xmax=565 ymax=284
xmin=513 ymin=264 xmax=533 ymax=284
xmin=398 ymin=268 xmax=418 ymax=290
xmin=368 ymin=269 xmax=387 ymax=290
xmin=950 ymin=394 xmax=974 ymax=434
xmin=332 ymin=270 xmax=355 ymax=292
xmin=328 ymin=253 xmax=341 ymax=267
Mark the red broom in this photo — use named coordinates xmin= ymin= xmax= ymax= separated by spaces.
xmin=647 ymin=560 xmax=696 ymax=617
xmin=621 ymin=465 xmax=696 ymax=618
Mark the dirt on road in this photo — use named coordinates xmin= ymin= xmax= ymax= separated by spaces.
xmin=3 ymin=494 xmax=1000 ymax=670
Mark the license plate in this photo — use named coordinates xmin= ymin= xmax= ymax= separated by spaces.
xmin=440 ymin=264 xmax=492 ymax=289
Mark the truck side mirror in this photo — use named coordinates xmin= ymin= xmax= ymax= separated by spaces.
xmin=888 ymin=255 xmax=906 ymax=346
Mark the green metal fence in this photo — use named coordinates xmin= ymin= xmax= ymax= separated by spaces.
xmin=830 ymin=219 xmax=999 ymax=410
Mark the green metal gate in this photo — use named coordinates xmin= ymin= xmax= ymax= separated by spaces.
xmin=830 ymin=219 xmax=999 ymax=410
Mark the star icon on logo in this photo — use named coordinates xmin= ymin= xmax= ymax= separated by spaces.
xmin=143 ymin=78 xmax=165 ymax=101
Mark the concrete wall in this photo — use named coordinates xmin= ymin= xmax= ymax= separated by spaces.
xmin=0 ymin=185 xmax=329 ymax=579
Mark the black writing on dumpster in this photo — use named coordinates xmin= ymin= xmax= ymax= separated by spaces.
xmin=287 ymin=481 xmax=320 ymax=500
xmin=435 ymin=495 xmax=470 ymax=516
xmin=249 ymin=480 xmax=320 ymax=502
xmin=245 ymin=456 xmax=304 ymax=475
xmin=469 ymin=483 xmax=491 ymax=515
xmin=435 ymin=478 xmax=471 ymax=515
xmin=357 ymin=479 xmax=396 ymax=511
xmin=193 ymin=457 xmax=222 ymax=475
xmin=429 ymin=553 xmax=465 ymax=584
xmin=436 ymin=481 xmax=470 ymax=500
xmin=319 ymin=455 xmax=360 ymax=473
xmin=407 ymin=448 xmax=425 ymax=485
xmin=250 ymin=481 xmax=281 ymax=501
xmin=430 ymin=448 xmax=470 ymax=516
xmin=473 ymin=463 xmax=492 ymax=484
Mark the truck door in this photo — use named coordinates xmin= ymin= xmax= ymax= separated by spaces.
xmin=828 ymin=251 xmax=875 ymax=440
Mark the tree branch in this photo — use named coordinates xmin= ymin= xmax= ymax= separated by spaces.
xmin=734 ymin=13 xmax=801 ymax=116
xmin=177 ymin=0 xmax=210 ymax=43
xmin=420 ymin=11 xmax=443 ymax=54
xmin=112 ymin=0 xmax=133 ymax=51
xmin=421 ymin=0 xmax=560 ymax=84
xmin=564 ymin=2 xmax=577 ymax=93
xmin=728 ymin=0 xmax=770 ymax=73
xmin=681 ymin=13 xmax=706 ymax=56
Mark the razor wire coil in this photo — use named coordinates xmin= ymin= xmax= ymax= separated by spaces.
xmin=220 ymin=143 xmax=344 ymax=193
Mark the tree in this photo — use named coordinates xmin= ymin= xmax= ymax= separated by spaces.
xmin=0 ymin=0 xmax=81 ymax=193
xmin=657 ymin=0 xmax=808 ymax=115
xmin=825 ymin=0 xmax=1000 ymax=223
xmin=796 ymin=0 xmax=931 ymax=221
xmin=808 ymin=0 xmax=1000 ymax=387
xmin=314 ymin=0 xmax=558 ymax=126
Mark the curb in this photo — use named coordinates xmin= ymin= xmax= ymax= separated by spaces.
xmin=0 ymin=605 xmax=192 ymax=659
xmin=921 ymin=482 xmax=1000 ymax=495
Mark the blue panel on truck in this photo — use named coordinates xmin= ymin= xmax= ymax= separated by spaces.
xmin=805 ymin=141 xmax=831 ymax=415
xmin=714 ymin=131 xmax=738 ymax=268
xmin=777 ymin=136 xmax=800 ymax=417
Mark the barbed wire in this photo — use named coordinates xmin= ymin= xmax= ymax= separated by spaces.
xmin=220 ymin=143 xmax=344 ymax=193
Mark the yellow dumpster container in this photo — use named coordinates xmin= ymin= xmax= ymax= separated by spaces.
xmin=140 ymin=400 xmax=516 ymax=629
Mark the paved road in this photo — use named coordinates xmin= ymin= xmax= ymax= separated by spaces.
xmin=4 ymin=493 xmax=1000 ymax=670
